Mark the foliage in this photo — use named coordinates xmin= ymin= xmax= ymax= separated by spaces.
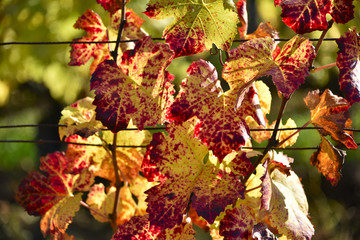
xmin=12 ymin=0 xmax=360 ymax=239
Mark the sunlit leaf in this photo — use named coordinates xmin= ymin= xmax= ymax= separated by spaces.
xmin=245 ymin=22 xmax=279 ymax=40
xmin=223 ymin=36 xmax=315 ymax=99
xmin=59 ymin=97 xmax=103 ymax=140
xmin=310 ymin=136 xmax=346 ymax=186
xmin=271 ymin=118 xmax=299 ymax=148
xmin=167 ymin=59 xmax=255 ymax=160
xmin=97 ymin=0 xmax=123 ymax=14
xmin=91 ymin=37 xmax=175 ymax=132
xmin=145 ymin=0 xmax=238 ymax=57
xmin=336 ymin=28 xmax=360 ymax=104
xmin=278 ymin=0 xmax=332 ymax=34
xmin=143 ymin=121 xmax=244 ymax=229
xmin=304 ymin=89 xmax=357 ymax=149
xmin=69 ymin=10 xmax=110 ymax=74
xmin=266 ymin=169 xmax=314 ymax=240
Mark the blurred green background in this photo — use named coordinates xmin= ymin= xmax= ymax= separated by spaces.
xmin=1 ymin=0 xmax=360 ymax=239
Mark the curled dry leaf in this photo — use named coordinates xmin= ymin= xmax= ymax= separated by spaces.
xmin=304 ymin=89 xmax=357 ymax=149
xmin=310 ymin=136 xmax=346 ymax=186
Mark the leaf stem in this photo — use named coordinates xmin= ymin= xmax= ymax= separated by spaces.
xmin=111 ymin=0 xmax=127 ymax=63
xmin=310 ymin=19 xmax=334 ymax=69
xmin=242 ymin=97 xmax=289 ymax=184
xmin=80 ymin=201 xmax=108 ymax=220
xmin=311 ymin=62 xmax=337 ymax=73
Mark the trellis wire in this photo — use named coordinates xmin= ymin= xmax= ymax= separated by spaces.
xmin=0 ymin=38 xmax=340 ymax=46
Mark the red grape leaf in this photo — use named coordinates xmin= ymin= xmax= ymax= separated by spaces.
xmin=260 ymin=160 xmax=272 ymax=211
xmin=223 ymin=36 xmax=315 ymax=99
xmin=59 ymin=97 xmax=103 ymax=140
xmin=91 ymin=37 xmax=175 ymax=132
xmin=111 ymin=214 xmax=162 ymax=240
xmin=219 ymin=198 xmax=258 ymax=239
xmin=278 ymin=0 xmax=332 ymax=34
xmin=69 ymin=9 xmax=147 ymax=74
xmin=40 ymin=193 xmax=82 ymax=237
xmin=112 ymin=214 xmax=195 ymax=240
xmin=142 ymin=121 xmax=244 ymax=229
xmin=236 ymin=0 xmax=248 ymax=38
xmin=310 ymin=136 xmax=346 ymax=186
xmin=144 ymin=0 xmax=238 ymax=57
xmin=266 ymin=169 xmax=314 ymax=240
xmin=167 ymin=59 xmax=259 ymax=160
xmin=69 ymin=10 xmax=110 ymax=74
xmin=96 ymin=0 xmax=123 ymax=15
xmin=336 ymin=28 xmax=360 ymax=104
xmin=15 ymin=152 xmax=93 ymax=216
xmin=304 ymin=89 xmax=357 ymax=149
xmin=331 ymin=0 xmax=355 ymax=24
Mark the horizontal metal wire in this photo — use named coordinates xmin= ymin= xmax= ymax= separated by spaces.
xmin=0 ymin=38 xmax=340 ymax=46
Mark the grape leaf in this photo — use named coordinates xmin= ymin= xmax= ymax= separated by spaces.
xmin=304 ymin=89 xmax=357 ymax=149
xmin=278 ymin=0 xmax=332 ymax=34
xmin=245 ymin=22 xmax=279 ymax=40
xmin=86 ymin=184 xmax=136 ymax=224
xmin=91 ymin=37 xmax=175 ymax=132
xmin=236 ymin=0 xmax=248 ymax=38
xmin=59 ymin=97 xmax=103 ymax=140
xmin=144 ymin=0 xmax=239 ymax=57
xmin=111 ymin=214 xmax=162 ymax=240
xmin=40 ymin=193 xmax=82 ymax=237
xmin=219 ymin=198 xmax=259 ymax=239
xmin=97 ymin=0 xmax=123 ymax=15
xmin=223 ymin=36 xmax=315 ymax=99
xmin=266 ymin=169 xmax=314 ymax=240
xmin=331 ymin=0 xmax=355 ymax=24
xmin=310 ymin=136 xmax=346 ymax=186
xmin=271 ymin=118 xmax=299 ymax=148
xmin=336 ymin=28 xmax=360 ymax=104
xmin=142 ymin=121 xmax=244 ymax=229
xmin=15 ymin=152 xmax=93 ymax=216
xmin=69 ymin=10 xmax=110 ymax=74
xmin=69 ymin=9 xmax=147 ymax=74
xmin=167 ymin=59 xmax=262 ymax=160
xmin=112 ymin=214 xmax=195 ymax=240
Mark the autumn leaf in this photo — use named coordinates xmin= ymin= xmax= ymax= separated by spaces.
xmin=97 ymin=0 xmax=123 ymax=15
xmin=336 ymin=28 xmax=360 ymax=104
xmin=59 ymin=97 xmax=103 ymax=140
xmin=266 ymin=169 xmax=314 ymax=240
xmin=40 ymin=194 xmax=82 ymax=237
xmin=144 ymin=0 xmax=238 ymax=57
xmin=310 ymin=136 xmax=346 ymax=186
xmin=65 ymin=122 xmax=151 ymax=183
xmin=111 ymin=214 xmax=195 ymax=240
xmin=271 ymin=118 xmax=299 ymax=148
xmin=69 ymin=10 xmax=110 ymax=74
xmin=167 ymin=59 xmax=258 ymax=160
xmin=245 ymin=22 xmax=279 ymax=40
xmin=277 ymin=0 xmax=332 ymax=34
xmin=304 ymin=89 xmax=357 ymax=149
xmin=91 ymin=36 xmax=175 ymax=132
xmin=331 ymin=0 xmax=355 ymax=24
xmin=223 ymin=36 xmax=315 ymax=99
xmin=15 ymin=152 xmax=94 ymax=236
xmin=69 ymin=9 xmax=147 ymax=74
xmin=142 ymin=121 xmax=244 ymax=229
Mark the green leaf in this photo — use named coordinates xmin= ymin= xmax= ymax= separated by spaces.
xmin=144 ymin=0 xmax=239 ymax=57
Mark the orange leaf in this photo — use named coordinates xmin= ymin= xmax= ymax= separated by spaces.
xmin=310 ymin=136 xmax=346 ymax=186
xmin=304 ymin=89 xmax=357 ymax=149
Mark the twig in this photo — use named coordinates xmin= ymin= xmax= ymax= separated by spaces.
xmin=276 ymin=120 xmax=312 ymax=147
xmin=111 ymin=0 xmax=127 ymax=62
xmin=80 ymin=201 xmax=108 ymax=220
xmin=311 ymin=62 xmax=337 ymax=73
